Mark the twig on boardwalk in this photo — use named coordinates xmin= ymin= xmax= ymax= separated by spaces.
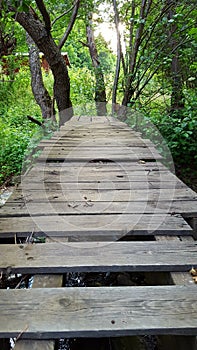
xmin=26 ymin=227 xmax=35 ymax=244
xmin=15 ymin=275 xmax=29 ymax=289
xmin=15 ymin=324 xmax=29 ymax=343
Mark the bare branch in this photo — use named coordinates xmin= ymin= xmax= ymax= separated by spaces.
xmin=79 ymin=40 xmax=90 ymax=48
xmin=58 ymin=0 xmax=80 ymax=50
xmin=52 ymin=4 xmax=75 ymax=26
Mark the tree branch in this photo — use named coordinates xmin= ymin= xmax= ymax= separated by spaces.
xmin=79 ymin=40 xmax=90 ymax=48
xmin=58 ymin=0 xmax=80 ymax=50
xmin=27 ymin=115 xmax=43 ymax=126
xmin=52 ymin=4 xmax=75 ymax=26
xmin=35 ymin=0 xmax=51 ymax=33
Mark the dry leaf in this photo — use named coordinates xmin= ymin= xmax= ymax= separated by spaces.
xmin=192 ymin=276 xmax=197 ymax=284
xmin=189 ymin=267 xmax=197 ymax=276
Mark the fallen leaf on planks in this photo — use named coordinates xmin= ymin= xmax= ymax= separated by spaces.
xmin=189 ymin=268 xmax=197 ymax=283
xmin=189 ymin=267 xmax=197 ymax=276
xmin=192 ymin=276 xmax=197 ymax=284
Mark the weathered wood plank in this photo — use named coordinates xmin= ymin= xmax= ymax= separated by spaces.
xmin=40 ymin=146 xmax=155 ymax=153
xmin=22 ymin=170 xmax=180 ymax=184
xmin=0 ymin=214 xmax=191 ymax=239
xmin=0 ymin=241 xmax=197 ymax=274
xmin=38 ymin=136 xmax=153 ymax=143
xmin=19 ymin=181 xmax=185 ymax=191
xmin=15 ymin=340 xmax=54 ymax=350
xmin=26 ymin=161 xmax=167 ymax=170
xmin=1 ymin=199 xmax=197 ymax=217
xmin=38 ymin=147 xmax=162 ymax=161
xmin=9 ymin=188 xmax=197 ymax=203
xmin=1 ymin=286 xmax=197 ymax=338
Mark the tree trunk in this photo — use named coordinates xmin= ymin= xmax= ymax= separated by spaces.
xmin=122 ymin=0 xmax=146 ymax=107
xmin=26 ymin=33 xmax=55 ymax=121
xmin=112 ymin=0 xmax=121 ymax=115
xmin=167 ymin=0 xmax=184 ymax=114
xmin=86 ymin=13 xmax=107 ymax=116
xmin=15 ymin=10 xmax=73 ymax=126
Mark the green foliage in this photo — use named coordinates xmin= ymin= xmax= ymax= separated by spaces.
xmin=0 ymin=121 xmax=34 ymax=184
xmin=0 ymin=68 xmax=41 ymax=186
xmin=70 ymin=66 xmax=95 ymax=105
xmin=2 ymin=0 xmax=31 ymax=12
xmin=144 ymin=91 xmax=197 ymax=168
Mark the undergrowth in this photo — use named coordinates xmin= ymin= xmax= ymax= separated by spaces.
xmin=0 ymin=69 xmax=41 ymax=186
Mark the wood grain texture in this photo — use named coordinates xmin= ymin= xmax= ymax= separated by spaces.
xmin=28 ymin=161 xmax=166 ymax=170
xmin=15 ymin=341 xmax=54 ymax=350
xmin=0 ymin=214 xmax=191 ymax=239
xmin=1 ymin=199 xmax=197 ymax=217
xmin=0 ymin=241 xmax=197 ymax=274
xmin=21 ymin=170 xmax=181 ymax=184
xmin=9 ymin=188 xmax=197 ymax=203
xmin=1 ymin=286 xmax=197 ymax=338
xmin=37 ymin=150 xmax=162 ymax=161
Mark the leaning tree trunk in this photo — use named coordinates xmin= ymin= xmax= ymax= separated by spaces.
xmin=166 ymin=0 xmax=184 ymax=114
xmin=86 ymin=13 xmax=107 ymax=116
xmin=122 ymin=0 xmax=146 ymax=107
xmin=15 ymin=10 xmax=73 ymax=126
xmin=26 ymin=33 xmax=55 ymax=121
xmin=112 ymin=0 xmax=121 ymax=115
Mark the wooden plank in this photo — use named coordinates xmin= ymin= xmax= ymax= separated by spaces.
xmin=38 ymin=140 xmax=154 ymax=148
xmin=0 ymin=214 xmax=191 ymax=239
xmin=38 ymin=136 xmax=153 ymax=143
xmin=0 ymin=241 xmax=197 ymax=274
xmin=40 ymin=146 xmax=155 ymax=153
xmin=56 ymin=128 xmax=141 ymax=134
xmin=1 ymin=199 xmax=197 ymax=217
xmin=38 ymin=147 xmax=162 ymax=161
xmin=1 ymin=285 xmax=197 ymax=338
xmin=19 ymin=181 xmax=185 ymax=191
xmin=27 ymin=161 xmax=167 ymax=170
xmin=9 ymin=188 xmax=197 ymax=203
xmin=22 ymin=170 xmax=180 ymax=184
xmin=15 ymin=340 xmax=54 ymax=350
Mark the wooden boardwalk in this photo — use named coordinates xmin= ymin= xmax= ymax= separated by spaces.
xmin=0 ymin=116 xmax=197 ymax=349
